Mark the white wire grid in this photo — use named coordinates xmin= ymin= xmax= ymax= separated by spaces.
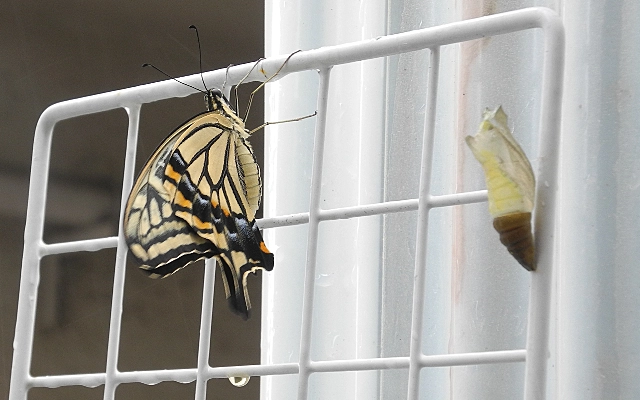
xmin=10 ymin=7 xmax=564 ymax=400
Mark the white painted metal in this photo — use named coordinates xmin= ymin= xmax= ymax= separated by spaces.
xmin=405 ymin=45 xmax=441 ymax=399
xmin=103 ymin=105 xmax=140 ymax=399
xmin=295 ymin=66 xmax=333 ymax=399
xmin=194 ymin=260 xmax=216 ymax=399
xmin=10 ymin=8 xmax=563 ymax=400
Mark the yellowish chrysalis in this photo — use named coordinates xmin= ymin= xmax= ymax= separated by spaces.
xmin=465 ymin=106 xmax=536 ymax=271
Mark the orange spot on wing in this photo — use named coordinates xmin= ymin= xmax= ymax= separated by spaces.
xmin=191 ymin=214 xmax=213 ymax=231
xmin=165 ymin=164 xmax=181 ymax=182
xmin=174 ymin=190 xmax=192 ymax=209
xmin=260 ymin=241 xmax=272 ymax=254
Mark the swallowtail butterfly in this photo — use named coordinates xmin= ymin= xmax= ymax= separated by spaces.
xmin=123 ymin=87 xmax=273 ymax=318
xmin=123 ymin=26 xmax=282 ymax=317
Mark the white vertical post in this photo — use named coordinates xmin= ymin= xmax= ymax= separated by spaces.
xmin=8 ymin=98 xmax=56 ymax=400
xmin=524 ymin=10 xmax=564 ymax=400
xmin=296 ymin=66 xmax=332 ymax=400
xmin=104 ymin=104 xmax=141 ymax=400
xmin=558 ymin=1 xmax=640 ymax=398
xmin=263 ymin=1 xmax=386 ymax=399
xmin=406 ymin=46 xmax=440 ymax=400
xmin=194 ymin=260 xmax=216 ymax=400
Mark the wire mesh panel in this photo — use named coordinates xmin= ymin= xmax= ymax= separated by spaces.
xmin=10 ymin=7 xmax=564 ymax=400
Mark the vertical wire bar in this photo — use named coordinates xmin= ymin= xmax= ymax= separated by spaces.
xmin=103 ymin=104 xmax=141 ymax=400
xmin=296 ymin=67 xmax=333 ymax=400
xmin=194 ymin=259 xmax=217 ymax=399
xmin=406 ymin=47 xmax=440 ymax=400
xmin=523 ymin=15 xmax=565 ymax=400
xmin=8 ymin=111 xmax=56 ymax=400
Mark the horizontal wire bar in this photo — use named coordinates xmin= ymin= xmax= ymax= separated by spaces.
xmin=30 ymin=373 xmax=106 ymax=389
xmin=310 ymin=357 xmax=409 ymax=373
xmin=38 ymin=190 xmax=487 ymax=255
xmin=117 ymin=369 xmax=198 ymax=385
xmin=28 ymin=349 xmax=524 ymax=388
xmin=258 ymin=212 xmax=310 ymax=229
xmin=419 ymin=349 xmax=526 ymax=367
xmin=258 ymin=190 xmax=488 ymax=229
xmin=40 ymin=236 xmax=119 ymax=256
xmin=29 ymin=369 xmax=200 ymax=389
xmin=207 ymin=363 xmax=300 ymax=379
xmin=430 ymin=189 xmax=487 ymax=208
xmin=33 ymin=8 xmax=558 ymax=125
xmin=319 ymin=199 xmax=419 ymax=222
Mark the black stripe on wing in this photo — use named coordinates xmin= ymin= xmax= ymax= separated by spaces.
xmin=215 ymin=215 xmax=274 ymax=319
xmin=167 ymin=139 xmax=274 ymax=318
xmin=124 ymin=175 xmax=222 ymax=276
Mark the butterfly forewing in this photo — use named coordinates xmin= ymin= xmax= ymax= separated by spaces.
xmin=123 ymin=92 xmax=274 ymax=318
xmin=123 ymin=117 xmax=218 ymax=272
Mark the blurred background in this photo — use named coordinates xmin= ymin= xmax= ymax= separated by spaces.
xmin=0 ymin=1 xmax=265 ymax=398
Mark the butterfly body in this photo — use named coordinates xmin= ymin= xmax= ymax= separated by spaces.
xmin=123 ymin=89 xmax=273 ymax=318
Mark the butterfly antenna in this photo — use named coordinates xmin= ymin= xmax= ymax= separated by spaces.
xmin=142 ymin=63 xmax=205 ymax=94
xmin=189 ymin=25 xmax=209 ymax=93
xmin=234 ymin=58 xmax=265 ymax=121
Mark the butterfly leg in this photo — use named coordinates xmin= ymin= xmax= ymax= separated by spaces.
xmin=242 ymin=50 xmax=302 ymax=122
xmin=248 ymin=111 xmax=318 ymax=135
xmin=233 ymin=58 xmax=266 ymax=114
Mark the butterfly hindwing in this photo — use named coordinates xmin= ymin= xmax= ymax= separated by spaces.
xmin=123 ymin=91 xmax=274 ymax=318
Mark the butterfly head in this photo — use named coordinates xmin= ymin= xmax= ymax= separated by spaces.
xmin=204 ymin=89 xmax=230 ymax=112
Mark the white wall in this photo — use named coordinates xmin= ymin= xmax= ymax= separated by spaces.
xmin=559 ymin=0 xmax=640 ymax=398
xmin=263 ymin=0 xmax=640 ymax=399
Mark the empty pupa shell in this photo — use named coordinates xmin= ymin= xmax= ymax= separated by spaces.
xmin=465 ymin=106 xmax=536 ymax=271
xmin=493 ymin=212 xmax=535 ymax=271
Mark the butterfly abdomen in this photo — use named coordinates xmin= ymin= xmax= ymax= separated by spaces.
xmin=235 ymin=136 xmax=262 ymax=213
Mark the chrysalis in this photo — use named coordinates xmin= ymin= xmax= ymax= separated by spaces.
xmin=465 ymin=106 xmax=536 ymax=271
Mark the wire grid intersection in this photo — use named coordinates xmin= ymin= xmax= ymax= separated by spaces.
xmin=10 ymin=7 xmax=564 ymax=400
